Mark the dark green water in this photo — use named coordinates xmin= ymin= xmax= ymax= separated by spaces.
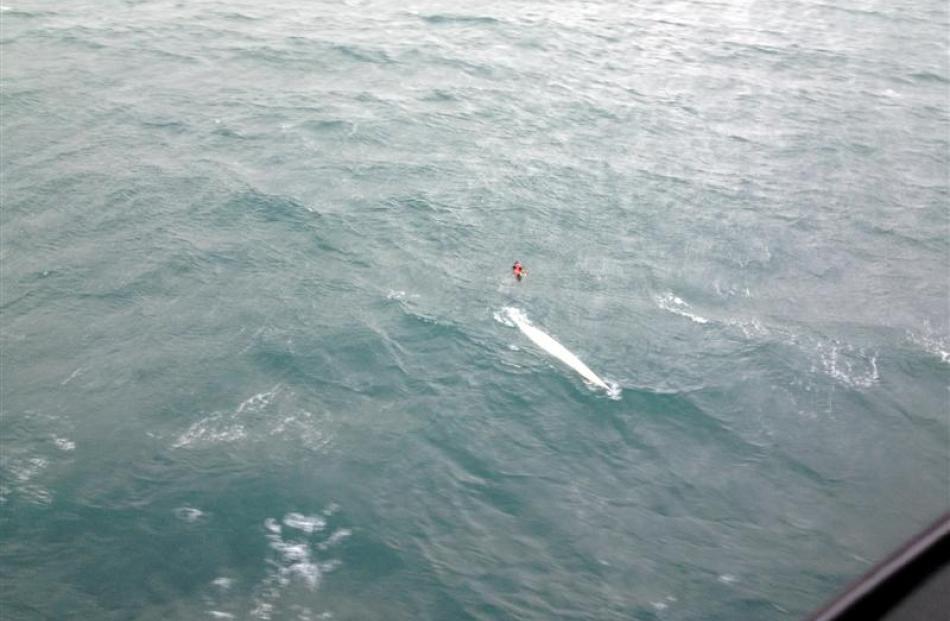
xmin=1 ymin=1 xmax=948 ymax=619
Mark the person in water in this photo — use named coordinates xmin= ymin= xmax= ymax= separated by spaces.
xmin=512 ymin=261 xmax=526 ymax=281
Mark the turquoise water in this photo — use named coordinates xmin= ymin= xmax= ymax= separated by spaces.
xmin=1 ymin=0 xmax=948 ymax=619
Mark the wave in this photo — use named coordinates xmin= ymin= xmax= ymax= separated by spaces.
xmin=909 ymin=71 xmax=949 ymax=84
xmin=419 ymin=13 xmax=501 ymax=26
xmin=330 ymin=44 xmax=393 ymax=65
xmin=0 ymin=5 xmax=54 ymax=17
xmin=211 ymin=11 xmax=263 ymax=22
xmin=498 ymin=307 xmax=619 ymax=397
xmin=420 ymin=88 xmax=459 ymax=102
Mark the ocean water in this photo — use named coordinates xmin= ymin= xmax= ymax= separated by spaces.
xmin=1 ymin=0 xmax=948 ymax=619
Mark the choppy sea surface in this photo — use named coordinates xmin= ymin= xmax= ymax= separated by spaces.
xmin=1 ymin=1 xmax=948 ymax=619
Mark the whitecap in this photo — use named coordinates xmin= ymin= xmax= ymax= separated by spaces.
xmin=267 ymin=410 xmax=332 ymax=452
xmin=173 ymin=414 xmax=247 ymax=448
xmin=0 ymin=458 xmax=53 ymax=504
xmin=271 ymin=541 xmax=310 ymax=562
xmin=501 ymin=306 xmax=611 ymax=391
xmin=283 ymin=512 xmax=326 ymax=534
xmin=318 ymin=528 xmax=352 ymax=550
xmin=174 ymin=385 xmax=281 ymax=449
xmin=20 ymin=485 xmax=52 ymax=505
xmin=251 ymin=509 xmax=346 ymax=616
xmin=907 ymin=329 xmax=950 ymax=364
xmin=287 ymin=561 xmax=320 ymax=589
xmin=713 ymin=281 xmax=752 ymax=298
xmin=236 ymin=386 xmax=280 ymax=414
xmin=53 ymin=437 xmax=75 ymax=451
xmin=655 ymin=292 xmax=709 ymax=324
xmin=12 ymin=456 xmax=48 ymax=482
xmin=269 ymin=415 xmax=297 ymax=435
xmin=816 ymin=342 xmax=879 ymax=387
xmin=61 ymin=367 xmax=83 ymax=385
xmin=250 ymin=601 xmax=273 ymax=620
xmin=604 ymin=380 xmax=623 ymax=400
xmin=173 ymin=506 xmax=205 ymax=523
xmin=212 ymin=577 xmax=233 ymax=590
xmin=492 ymin=309 xmax=515 ymax=327
xmin=726 ymin=317 xmax=768 ymax=339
